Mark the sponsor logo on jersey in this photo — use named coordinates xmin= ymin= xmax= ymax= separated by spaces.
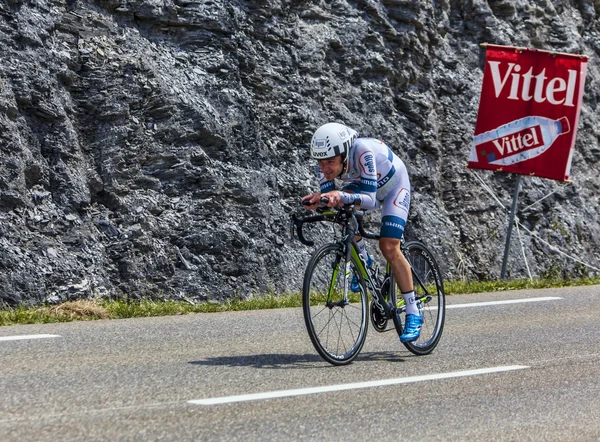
xmin=393 ymin=188 xmax=410 ymax=211
xmin=378 ymin=175 xmax=390 ymax=188
xmin=359 ymin=152 xmax=376 ymax=176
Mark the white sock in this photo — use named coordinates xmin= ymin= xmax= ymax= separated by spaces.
xmin=402 ymin=291 xmax=419 ymax=316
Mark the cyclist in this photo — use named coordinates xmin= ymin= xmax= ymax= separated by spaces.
xmin=301 ymin=122 xmax=422 ymax=343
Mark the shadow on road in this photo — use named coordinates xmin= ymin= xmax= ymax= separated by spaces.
xmin=189 ymin=353 xmax=324 ymax=369
xmin=189 ymin=351 xmax=407 ymax=369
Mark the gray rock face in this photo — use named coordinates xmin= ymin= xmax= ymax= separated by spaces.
xmin=1 ymin=0 xmax=599 ymax=307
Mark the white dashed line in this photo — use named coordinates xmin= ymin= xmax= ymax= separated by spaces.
xmin=447 ymin=296 xmax=562 ymax=309
xmin=189 ymin=365 xmax=529 ymax=406
xmin=0 ymin=334 xmax=61 ymax=342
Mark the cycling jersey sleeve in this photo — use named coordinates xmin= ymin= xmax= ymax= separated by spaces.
xmin=341 ymin=150 xmax=377 ymax=209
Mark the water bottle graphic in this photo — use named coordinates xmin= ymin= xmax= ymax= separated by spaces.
xmin=470 ymin=116 xmax=570 ymax=166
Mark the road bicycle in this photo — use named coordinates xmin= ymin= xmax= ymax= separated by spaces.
xmin=290 ymin=198 xmax=445 ymax=365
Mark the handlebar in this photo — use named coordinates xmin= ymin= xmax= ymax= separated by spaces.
xmin=301 ymin=196 xmax=330 ymax=208
xmin=291 ymin=197 xmax=379 ymax=246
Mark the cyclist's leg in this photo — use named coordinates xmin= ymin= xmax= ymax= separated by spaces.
xmin=379 ymin=186 xmax=422 ymax=342
xmin=379 ymin=237 xmax=411 ymax=292
xmin=379 ymin=186 xmax=412 ymax=295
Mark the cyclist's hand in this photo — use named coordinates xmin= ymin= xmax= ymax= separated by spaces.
xmin=321 ymin=191 xmax=342 ymax=207
xmin=301 ymin=193 xmax=321 ymax=210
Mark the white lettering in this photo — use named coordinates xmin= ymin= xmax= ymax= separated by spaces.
xmin=508 ymin=64 xmax=521 ymax=100
xmin=492 ymin=138 xmax=506 ymax=155
xmin=491 ymin=127 xmax=541 ymax=157
xmin=521 ymin=67 xmax=534 ymax=101
xmin=488 ymin=62 xmax=577 ymax=107
xmin=546 ymin=77 xmax=567 ymax=104
xmin=533 ymin=68 xmax=547 ymax=103
xmin=565 ymin=69 xmax=577 ymax=106
xmin=489 ymin=61 xmax=515 ymax=98
xmin=531 ymin=125 xmax=539 ymax=145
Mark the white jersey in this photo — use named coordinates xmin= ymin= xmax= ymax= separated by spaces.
xmin=318 ymin=138 xmax=410 ymax=210
xmin=316 ymin=137 xmax=411 ymax=239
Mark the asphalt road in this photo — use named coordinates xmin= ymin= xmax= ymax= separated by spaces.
xmin=1 ymin=285 xmax=599 ymax=441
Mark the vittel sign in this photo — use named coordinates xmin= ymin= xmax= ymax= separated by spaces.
xmin=468 ymin=44 xmax=588 ymax=182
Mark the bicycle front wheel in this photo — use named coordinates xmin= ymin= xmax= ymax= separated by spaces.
xmin=302 ymin=243 xmax=368 ymax=365
xmin=392 ymin=241 xmax=445 ymax=355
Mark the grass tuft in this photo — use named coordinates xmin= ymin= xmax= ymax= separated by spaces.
xmin=44 ymin=300 xmax=110 ymax=321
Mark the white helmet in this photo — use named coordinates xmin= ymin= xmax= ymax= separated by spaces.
xmin=310 ymin=123 xmax=358 ymax=160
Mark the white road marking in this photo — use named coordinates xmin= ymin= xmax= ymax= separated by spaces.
xmin=447 ymin=296 xmax=562 ymax=309
xmin=0 ymin=334 xmax=61 ymax=342
xmin=189 ymin=365 xmax=529 ymax=406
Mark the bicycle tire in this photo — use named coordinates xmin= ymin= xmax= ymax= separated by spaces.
xmin=302 ymin=243 xmax=368 ymax=365
xmin=391 ymin=241 xmax=445 ymax=355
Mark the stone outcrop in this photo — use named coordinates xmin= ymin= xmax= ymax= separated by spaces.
xmin=1 ymin=0 xmax=599 ymax=307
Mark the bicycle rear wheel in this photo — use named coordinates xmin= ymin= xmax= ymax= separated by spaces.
xmin=391 ymin=241 xmax=445 ymax=355
xmin=302 ymin=243 xmax=368 ymax=365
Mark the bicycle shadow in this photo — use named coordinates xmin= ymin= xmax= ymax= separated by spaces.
xmin=189 ymin=351 xmax=409 ymax=369
xmin=189 ymin=353 xmax=325 ymax=369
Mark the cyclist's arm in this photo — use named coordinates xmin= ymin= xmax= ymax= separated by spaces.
xmin=336 ymin=151 xmax=377 ymax=209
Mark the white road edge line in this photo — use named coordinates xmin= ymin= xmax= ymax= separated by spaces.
xmin=0 ymin=334 xmax=61 ymax=342
xmin=189 ymin=365 xmax=529 ymax=406
xmin=447 ymin=296 xmax=562 ymax=309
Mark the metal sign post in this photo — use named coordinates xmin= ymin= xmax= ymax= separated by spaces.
xmin=501 ymin=175 xmax=521 ymax=279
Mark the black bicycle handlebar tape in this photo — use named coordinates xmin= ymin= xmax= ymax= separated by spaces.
xmin=301 ymin=196 xmax=330 ymax=206
xmin=296 ymin=219 xmax=313 ymax=246
xmin=292 ymin=213 xmax=326 ymax=246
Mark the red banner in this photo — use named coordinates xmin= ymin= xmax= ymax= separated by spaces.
xmin=468 ymin=44 xmax=588 ymax=181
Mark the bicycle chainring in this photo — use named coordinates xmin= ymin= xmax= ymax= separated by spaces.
xmin=370 ymin=302 xmax=388 ymax=332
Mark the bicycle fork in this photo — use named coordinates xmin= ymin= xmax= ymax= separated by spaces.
xmin=323 ymin=246 xmax=352 ymax=308
xmin=328 ymin=241 xmax=360 ymax=308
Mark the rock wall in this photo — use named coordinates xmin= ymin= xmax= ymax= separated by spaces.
xmin=1 ymin=0 xmax=599 ymax=307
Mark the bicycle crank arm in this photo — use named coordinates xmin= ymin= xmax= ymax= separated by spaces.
xmin=326 ymin=300 xmax=350 ymax=308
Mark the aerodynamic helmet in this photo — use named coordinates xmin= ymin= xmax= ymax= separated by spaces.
xmin=310 ymin=123 xmax=358 ymax=160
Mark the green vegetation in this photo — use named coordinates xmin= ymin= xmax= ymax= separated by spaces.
xmin=445 ymin=276 xmax=600 ymax=294
xmin=1 ymin=277 xmax=599 ymax=326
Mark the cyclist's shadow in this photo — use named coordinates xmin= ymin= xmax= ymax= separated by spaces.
xmin=189 ymin=351 xmax=407 ymax=369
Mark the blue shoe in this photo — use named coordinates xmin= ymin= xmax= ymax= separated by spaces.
xmin=350 ymin=273 xmax=361 ymax=292
xmin=400 ymin=313 xmax=423 ymax=343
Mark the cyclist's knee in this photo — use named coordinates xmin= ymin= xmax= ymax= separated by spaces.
xmin=379 ymin=237 xmax=401 ymax=260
